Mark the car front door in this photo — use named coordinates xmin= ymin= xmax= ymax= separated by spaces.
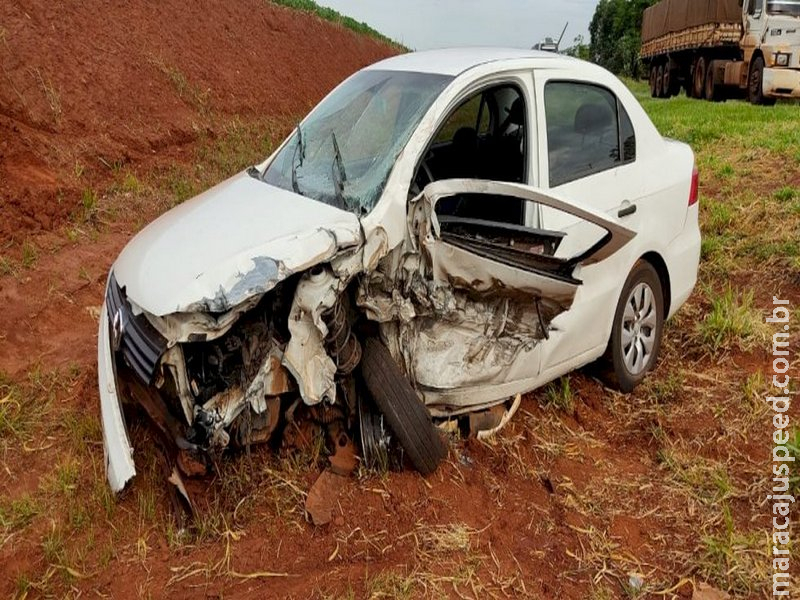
xmin=393 ymin=179 xmax=634 ymax=414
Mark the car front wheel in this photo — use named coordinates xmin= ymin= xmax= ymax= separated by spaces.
xmin=601 ymin=261 xmax=664 ymax=393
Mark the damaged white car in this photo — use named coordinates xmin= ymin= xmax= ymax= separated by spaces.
xmin=98 ymin=48 xmax=701 ymax=498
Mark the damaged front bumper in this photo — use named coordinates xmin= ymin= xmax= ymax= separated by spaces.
xmin=98 ymin=301 xmax=136 ymax=492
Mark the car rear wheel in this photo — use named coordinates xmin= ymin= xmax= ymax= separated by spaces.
xmin=600 ymin=261 xmax=664 ymax=393
xmin=359 ymin=338 xmax=448 ymax=475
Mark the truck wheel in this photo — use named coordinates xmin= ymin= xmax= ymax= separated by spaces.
xmin=359 ymin=338 xmax=447 ymax=476
xmin=748 ymin=56 xmax=776 ymax=106
xmin=693 ymin=57 xmax=707 ymax=100
xmin=704 ymin=62 xmax=723 ymax=102
xmin=662 ymin=67 xmax=672 ymax=98
xmin=655 ymin=65 xmax=664 ymax=98
xmin=649 ymin=66 xmax=658 ymax=98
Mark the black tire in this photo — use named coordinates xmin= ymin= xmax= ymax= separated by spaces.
xmin=359 ymin=338 xmax=447 ymax=475
xmin=661 ymin=67 xmax=671 ymax=98
xmin=704 ymin=61 xmax=722 ymax=102
xmin=748 ymin=55 xmax=776 ymax=106
xmin=599 ymin=261 xmax=664 ymax=393
xmin=693 ymin=56 xmax=707 ymax=100
xmin=655 ymin=65 xmax=664 ymax=98
xmin=649 ymin=66 xmax=658 ymax=98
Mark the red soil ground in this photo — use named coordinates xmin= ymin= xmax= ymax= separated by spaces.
xmin=0 ymin=0 xmax=392 ymax=239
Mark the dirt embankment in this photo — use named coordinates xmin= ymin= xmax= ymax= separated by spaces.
xmin=0 ymin=0 xmax=396 ymax=238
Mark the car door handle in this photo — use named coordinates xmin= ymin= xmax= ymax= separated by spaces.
xmin=618 ymin=203 xmax=637 ymax=218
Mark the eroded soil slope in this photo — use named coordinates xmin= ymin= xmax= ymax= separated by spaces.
xmin=0 ymin=0 xmax=395 ymax=237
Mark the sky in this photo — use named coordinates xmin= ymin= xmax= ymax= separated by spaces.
xmin=316 ymin=0 xmax=599 ymax=51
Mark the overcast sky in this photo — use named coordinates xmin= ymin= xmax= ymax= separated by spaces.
xmin=316 ymin=0 xmax=598 ymax=51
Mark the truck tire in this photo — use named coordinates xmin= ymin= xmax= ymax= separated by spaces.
xmin=662 ymin=67 xmax=672 ymax=98
xmin=704 ymin=62 xmax=723 ymax=102
xmin=649 ymin=66 xmax=658 ymax=98
xmin=748 ymin=56 xmax=776 ymax=106
xmin=359 ymin=338 xmax=447 ymax=476
xmin=655 ymin=65 xmax=665 ymax=98
xmin=693 ymin=57 xmax=707 ymax=100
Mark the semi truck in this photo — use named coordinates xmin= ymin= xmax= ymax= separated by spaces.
xmin=641 ymin=0 xmax=800 ymax=104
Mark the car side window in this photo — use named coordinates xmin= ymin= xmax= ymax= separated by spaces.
xmin=433 ymin=95 xmax=490 ymax=144
xmin=544 ymin=81 xmax=636 ymax=188
xmin=415 ymin=84 xmax=529 ymax=226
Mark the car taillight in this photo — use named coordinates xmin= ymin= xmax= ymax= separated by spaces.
xmin=688 ymin=166 xmax=699 ymax=206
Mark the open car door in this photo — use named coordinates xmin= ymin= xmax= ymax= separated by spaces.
xmin=396 ymin=179 xmax=636 ymax=414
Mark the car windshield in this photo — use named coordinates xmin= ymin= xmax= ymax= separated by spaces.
xmin=262 ymin=69 xmax=453 ymax=215
xmin=768 ymin=0 xmax=800 ymax=15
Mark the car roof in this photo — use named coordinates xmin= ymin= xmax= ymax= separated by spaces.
xmin=366 ymin=47 xmax=573 ymax=77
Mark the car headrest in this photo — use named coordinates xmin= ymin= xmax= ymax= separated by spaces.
xmin=452 ymin=126 xmax=477 ymax=149
xmin=505 ymin=98 xmax=525 ymax=126
xmin=574 ymin=103 xmax=614 ymax=135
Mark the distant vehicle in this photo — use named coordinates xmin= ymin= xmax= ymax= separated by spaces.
xmin=642 ymin=0 xmax=800 ymax=103
xmin=99 ymin=49 xmax=700 ymax=493
xmin=533 ymin=37 xmax=559 ymax=52
xmin=532 ymin=22 xmax=568 ymax=53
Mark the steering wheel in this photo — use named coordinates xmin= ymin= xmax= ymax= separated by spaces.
xmin=410 ymin=155 xmax=435 ymax=196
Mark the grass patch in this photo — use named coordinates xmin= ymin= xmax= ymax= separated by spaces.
xmin=21 ymin=241 xmax=38 ymax=269
xmin=656 ymin=446 xmax=734 ymax=505
xmin=148 ymin=55 xmax=210 ymax=112
xmin=697 ymin=506 xmax=769 ymax=595
xmin=542 ymin=376 xmax=575 ymax=413
xmin=774 ymin=186 xmax=798 ymax=202
xmin=695 ymin=286 xmax=769 ymax=353
xmin=0 ymin=494 xmax=40 ymax=534
xmin=268 ymin=0 xmax=406 ymax=49
xmin=0 ymin=373 xmax=28 ymax=442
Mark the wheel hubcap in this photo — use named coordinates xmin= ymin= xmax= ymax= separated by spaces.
xmin=621 ymin=282 xmax=657 ymax=376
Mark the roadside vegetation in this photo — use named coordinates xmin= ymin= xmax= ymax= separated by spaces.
xmin=268 ymin=0 xmax=407 ymax=50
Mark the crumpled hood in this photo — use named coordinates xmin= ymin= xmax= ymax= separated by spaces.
xmin=113 ymin=171 xmax=363 ymax=316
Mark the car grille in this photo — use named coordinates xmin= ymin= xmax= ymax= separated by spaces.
xmin=105 ymin=273 xmax=168 ymax=385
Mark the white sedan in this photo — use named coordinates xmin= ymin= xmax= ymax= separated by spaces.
xmin=99 ymin=48 xmax=700 ymax=492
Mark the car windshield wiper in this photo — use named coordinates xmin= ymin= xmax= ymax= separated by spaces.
xmin=330 ymin=131 xmax=348 ymax=209
xmin=291 ymin=124 xmax=305 ymax=194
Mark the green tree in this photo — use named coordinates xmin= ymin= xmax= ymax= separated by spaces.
xmin=563 ymin=34 xmax=591 ymax=60
xmin=589 ymin=0 xmax=658 ymax=76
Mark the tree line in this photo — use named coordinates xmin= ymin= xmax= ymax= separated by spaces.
xmin=566 ymin=0 xmax=659 ymax=77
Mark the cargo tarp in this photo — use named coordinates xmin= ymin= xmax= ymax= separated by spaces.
xmin=642 ymin=0 xmax=741 ymax=42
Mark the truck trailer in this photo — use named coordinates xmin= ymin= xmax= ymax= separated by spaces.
xmin=641 ymin=0 xmax=800 ymax=104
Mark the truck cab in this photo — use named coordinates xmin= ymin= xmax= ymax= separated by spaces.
xmin=741 ymin=0 xmax=800 ymax=101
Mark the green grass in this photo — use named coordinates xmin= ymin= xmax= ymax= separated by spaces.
xmin=628 ymin=76 xmax=800 ymax=283
xmin=628 ymin=78 xmax=800 ymax=154
xmin=542 ymin=376 xmax=575 ymax=413
xmin=268 ymin=0 xmax=406 ymax=50
xmin=695 ymin=286 xmax=769 ymax=353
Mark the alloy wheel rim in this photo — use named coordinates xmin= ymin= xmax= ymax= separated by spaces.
xmin=621 ymin=282 xmax=657 ymax=376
